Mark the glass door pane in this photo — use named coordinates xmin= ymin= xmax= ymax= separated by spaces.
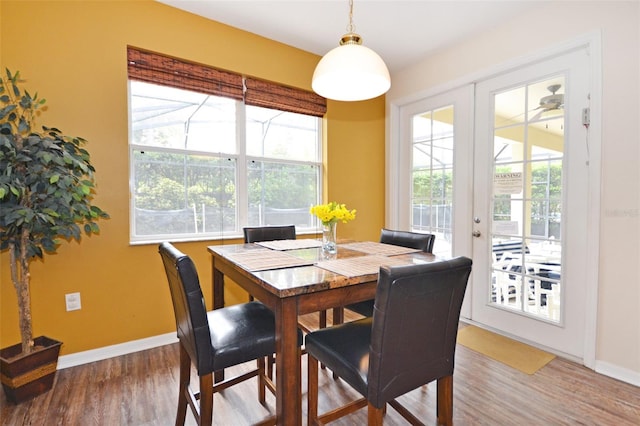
xmin=491 ymin=77 xmax=564 ymax=322
xmin=411 ymin=106 xmax=454 ymax=256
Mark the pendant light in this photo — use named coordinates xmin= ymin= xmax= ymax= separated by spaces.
xmin=312 ymin=0 xmax=390 ymax=102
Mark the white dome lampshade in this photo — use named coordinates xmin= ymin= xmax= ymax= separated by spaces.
xmin=312 ymin=36 xmax=390 ymax=102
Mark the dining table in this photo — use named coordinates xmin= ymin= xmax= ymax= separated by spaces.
xmin=207 ymin=239 xmax=437 ymax=426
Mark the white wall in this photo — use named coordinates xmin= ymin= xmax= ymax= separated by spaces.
xmin=387 ymin=1 xmax=640 ymax=382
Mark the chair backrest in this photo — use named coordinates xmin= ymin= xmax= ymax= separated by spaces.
xmin=379 ymin=228 xmax=436 ymax=253
xmin=367 ymin=256 xmax=472 ymax=407
xmin=158 ymin=242 xmax=214 ymax=375
xmin=243 ymin=225 xmax=296 ymax=243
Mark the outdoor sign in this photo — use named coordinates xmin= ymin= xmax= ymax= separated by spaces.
xmin=494 ymin=172 xmax=523 ymax=195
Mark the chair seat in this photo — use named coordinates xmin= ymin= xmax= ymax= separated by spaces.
xmin=305 ymin=318 xmax=372 ymax=397
xmin=209 ymin=301 xmax=282 ymax=371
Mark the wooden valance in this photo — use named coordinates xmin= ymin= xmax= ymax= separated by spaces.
xmin=127 ymin=47 xmax=244 ymax=101
xmin=244 ymin=77 xmax=327 ymax=117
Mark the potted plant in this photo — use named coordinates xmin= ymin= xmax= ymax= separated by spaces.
xmin=0 ymin=69 xmax=109 ymax=403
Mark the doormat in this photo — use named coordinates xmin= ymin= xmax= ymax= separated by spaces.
xmin=457 ymin=325 xmax=555 ymax=374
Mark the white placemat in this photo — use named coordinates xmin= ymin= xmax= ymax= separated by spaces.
xmin=255 ymin=239 xmax=323 ymax=251
xmin=316 ymin=255 xmax=412 ymax=277
xmin=226 ymin=249 xmax=315 ymax=271
xmin=339 ymin=241 xmax=421 ymax=256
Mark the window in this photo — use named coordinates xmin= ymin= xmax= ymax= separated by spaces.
xmin=127 ymin=48 xmax=325 ymax=243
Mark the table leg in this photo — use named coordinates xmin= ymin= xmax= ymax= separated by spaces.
xmin=332 ymin=306 xmax=344 ymax=325
xmin=213 ymin=267 xmax=225 ymax=310
xmin=275 ymin=298 xmax=301 ymax=426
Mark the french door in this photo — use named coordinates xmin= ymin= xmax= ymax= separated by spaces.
xmin=471 ymin=47 xmax=591 ymax=359
xmin=392 ymin=44 xmax=595 ymax=360
xmin=394 ymin=86 xmax=474 ymax=316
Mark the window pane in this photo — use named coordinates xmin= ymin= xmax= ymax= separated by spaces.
xmin=246 ymin=105 xmax=319 ymax=161
xmin=130 ymin=81 xmax=237 ymax=154
xmin=411 ymin=105 xmax=454 ymax=256
xmin=530 ymin=118 xmax=564 ymax=158
xmin=494 ymin=127 xmax=524 ymax=164
xmin=247 ymin=161 xmax=318 ymax=227
xmin=495 ymin=86 xmax=525 ymax=128
xmin=132 ymin=150 xmax=236 ymax=237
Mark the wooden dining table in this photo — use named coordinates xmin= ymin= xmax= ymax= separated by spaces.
xmin=207 ymin=240 xmax=437 ymax=426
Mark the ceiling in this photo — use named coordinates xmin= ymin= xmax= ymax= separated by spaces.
xmin=155 ymin=0 xmax=564 ymax=130
xmin=157 ymin=0 xmax=541 ymax=73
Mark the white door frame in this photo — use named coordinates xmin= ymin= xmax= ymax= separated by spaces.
xmin=387 ymin=32 xmax=601 ymax=368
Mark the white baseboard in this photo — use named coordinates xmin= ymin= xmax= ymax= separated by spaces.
xmin=595 ymin=360 xmax=640 ymax=387
xmin=57 ymin=333 xmax=178 ymax=370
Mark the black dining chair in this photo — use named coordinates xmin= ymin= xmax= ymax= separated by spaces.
xmin=243 ymin=225 xmax=297 ymax=301
xmin=306 ymin=257 xmax=472 ymax=426
xmin=158 ymin=242 xmax=302 ymax=426
xmin=344 ymin=228 xmax=436 ymax=318
xmin=242 ymin=225 xmax=298 ymax=377
xmin=243 ymin=224 xmax=329 ymax=331
xmin=243 ymin=224 xmax=296 ymax=244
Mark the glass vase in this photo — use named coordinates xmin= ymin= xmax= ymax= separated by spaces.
xmin=322 ymin=222 xmax=338 ymax=254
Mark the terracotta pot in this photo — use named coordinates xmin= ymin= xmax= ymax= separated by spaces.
xmin=0 ymin=336 xmax=62 ymax=403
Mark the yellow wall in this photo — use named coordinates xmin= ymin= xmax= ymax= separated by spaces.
xmin=0 ymin=0 xmax=385 ymax=355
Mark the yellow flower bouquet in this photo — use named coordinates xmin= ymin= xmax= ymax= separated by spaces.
xmin=310 ymin=202 xmax=356 ymax=253
xmin=310 ymin=202 xmax=356 ymax=225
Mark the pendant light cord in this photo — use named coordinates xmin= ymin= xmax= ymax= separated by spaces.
xmin=347 ymin=0 xmax=355 ymax=33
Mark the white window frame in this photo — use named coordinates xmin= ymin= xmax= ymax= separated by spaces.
xmin=127 ymin=81 xmax=323 ymax=244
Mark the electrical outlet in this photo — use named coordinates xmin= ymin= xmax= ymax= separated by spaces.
xmin=65 ymin=292 xmax=81 ymax=311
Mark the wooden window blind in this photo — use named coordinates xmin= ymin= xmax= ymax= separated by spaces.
xmin=127 ymin=47 xmax=244 ymax=100
xmin=245 ymin=77 xmax=327 ymax=117
xmin=127 ymin=47 xmax=326 ymax=117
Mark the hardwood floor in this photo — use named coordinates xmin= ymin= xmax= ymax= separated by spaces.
xmin=2 ymin=316 xmax=639 ymax=425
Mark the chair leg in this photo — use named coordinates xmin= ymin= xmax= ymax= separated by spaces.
xmin=436 ymin=375 xmax=453 ymax=426
xmin=258 ymin=357 xmax=266 ymax=405
xmin=329 ymin=307 xmax=345 ymax=379
xmin=318 ymin=311 xmax=328 ymax=370
xmin=307 ymin=354 xmax=319 ymax=426
xmin=267 ymin=354 xmax=274 ymax=379
xmin=176 ymin=344 xmax=191 ymax=426
xmin=367 ymin=403 xmax=384 ymax=426
xmin=176 ymin=344 xmax=193 ymax=426
xmin=199 ymin=373 xmax=214 ymax=426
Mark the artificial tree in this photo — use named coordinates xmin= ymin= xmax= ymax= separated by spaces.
xmin=0 ymin=69 xmax=109 ymax=356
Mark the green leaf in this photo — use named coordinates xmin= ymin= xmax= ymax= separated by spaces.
xmin=43 ymin=208 xmax=60 ymax=218
xmin=0 ymin=69 xmax=107 ymax=261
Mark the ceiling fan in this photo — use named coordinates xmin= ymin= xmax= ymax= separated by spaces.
xmin=530 ymin=84 xmax=564 ymax=120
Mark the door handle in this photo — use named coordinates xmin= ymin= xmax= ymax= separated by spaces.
xmin=472 ymin=230 xmax=481 ymax=238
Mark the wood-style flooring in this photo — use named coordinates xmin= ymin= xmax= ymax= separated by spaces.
xmin=2 ymin=315 xmax=639 ymax=425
